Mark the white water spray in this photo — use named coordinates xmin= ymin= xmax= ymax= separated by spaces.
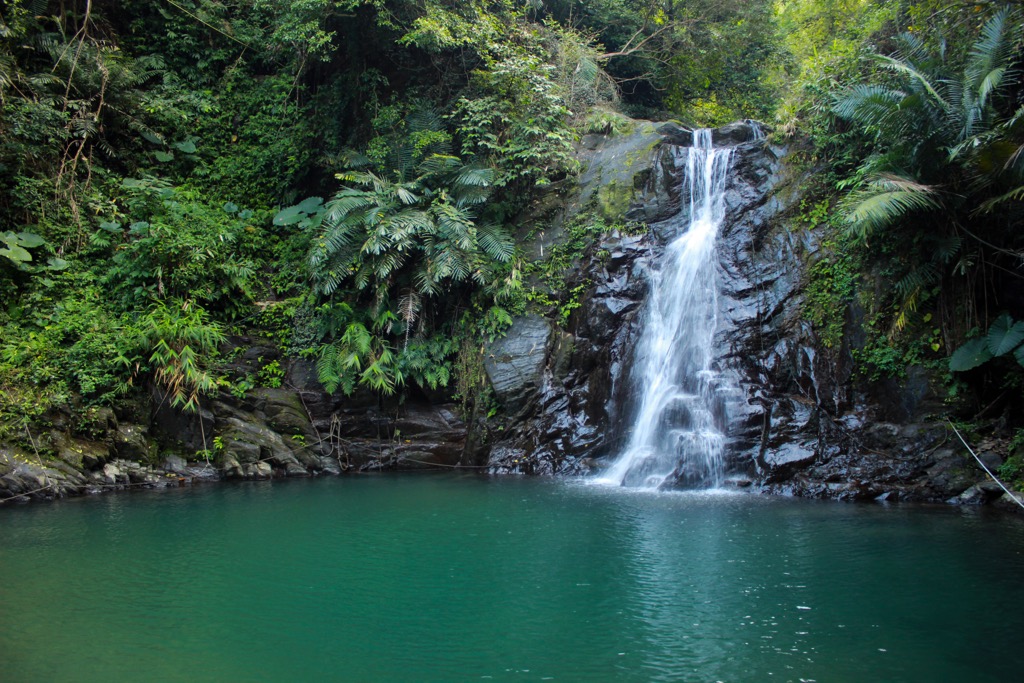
xmin=599 ymin=130 xmax=733 ymax=489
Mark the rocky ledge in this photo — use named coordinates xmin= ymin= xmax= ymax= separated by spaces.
xmin=0 ymin=352 xmax=476 ymax=504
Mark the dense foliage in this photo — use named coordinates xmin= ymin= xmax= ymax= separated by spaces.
xmin=2 ymin=0 xmax=1023 ymax=471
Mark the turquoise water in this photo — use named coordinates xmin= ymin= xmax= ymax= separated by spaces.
xmin=2 ymin=475 xmax=1023 ymax=682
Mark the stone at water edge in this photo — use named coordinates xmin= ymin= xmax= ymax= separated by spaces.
xmin=992 ymin=490 xmax=1024 ymax=512
xmin=161 ymin=455 xmax=187 ymax=473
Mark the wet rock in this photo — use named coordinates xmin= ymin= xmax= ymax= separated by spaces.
xmin=221 ymin=453 xmax=244 ymax=479
xmin=978 ymin=451 xmax=1004 ymax=470
xmin=319 ymin=456 xmax=344 ymax=475
xmin=55 ymin=435 xmax=110 ymax=470
xmin=761 ymin=443 xmax=817 ymax=482
xmin=950 ymin=482 xmax=1005 ymax=505
xmin=712 ymin=120 xmax=764 ymax=146
xmin=222 ymin=433 xmax=262 ymax=465
xmin=492 ymin=117 xmax=995 ymax=503
xmin=484 ymin=315 xmax=552 ymax=413
xmin=285 ymin=462 xmax=310 ymax=477
xmin=656 ymin=121 xmax=693 ymax=145
xmin=574 ymin=121 xmax=670 ymax=224
xmin=161 ymin=455 xmax=187 ymax=473
xmin=113 ymin=423 xmax=156 ymax=462
xmin=151 ymin=394 xmax=214 ymax=454
xmin=102 ymin=462 xmax=125 ymax=485
xmin=250 ymin=388 xmax=315 ymax=440
xmin=993 ymin=491 xmax=1024 ymax=512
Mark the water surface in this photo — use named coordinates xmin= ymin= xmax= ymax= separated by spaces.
xmin=2 ymin=475 xmax=1023 ymax=682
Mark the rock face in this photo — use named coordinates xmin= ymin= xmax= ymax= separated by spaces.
xmin=488 ymin=119 xmax=998 ymax=505
xmin=484 ymin=316 xmax=552 ymax=414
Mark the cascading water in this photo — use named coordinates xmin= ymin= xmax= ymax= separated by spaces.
xmin=599 ymin=130 xmax=733 ymax=490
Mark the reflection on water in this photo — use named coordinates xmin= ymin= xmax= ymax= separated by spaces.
xmin=1 ymin=476 xmax=1023 ymax=682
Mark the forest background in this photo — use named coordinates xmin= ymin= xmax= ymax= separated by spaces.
xmin=3 ymin=1 xmax=1024 ymax=483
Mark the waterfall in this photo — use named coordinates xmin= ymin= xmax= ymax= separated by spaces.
xmin=599 ymin=130 xmax=733 ymax=489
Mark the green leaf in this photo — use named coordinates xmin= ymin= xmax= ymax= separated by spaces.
xmin=99 ymin=221 xmax=121 ymax=233
xmin=238 ymin=209 xmax=254 ymax=220
xmin=950 ymin=337 xmax=994 ymax=371
xmin=140 ymin=130 xmax=164 ymax=146
xmin=46 ymin=257 xmax=68 ymax=271
xmin=274 ymin=205 xmax=306 ymax=226
xmin=223 ymin=202 xmax=239 ymax=214
xmin=297 ymin=196 xmax=324 ymax=213
xmin=173 ymin=140 xmax=197 ymax=154
xmin=0 ymin=245 xmax=32 ymax=262
xmin=1015 ymin=345 xmax=1024 ymax=369
xmin=154 ymin=150 xmax=174 ymax=163
xmin=15 ymin=232 xmax=45 ymax=248
xmin=986 ymin=314 xmax=1024 ymax=356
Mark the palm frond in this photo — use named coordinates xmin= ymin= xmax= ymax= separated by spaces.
xmin=890 ymin=32 xmax=931 ymax=67
xmin=930 ymin=234 xmax=963 ymax=264
xmin=418 ymin=153 xmax=461 ymax=176
xmin=385 ymin=209 xmax=433 ymax=235
xmin=967 ymin=8 xmax=1014 ymax=87
xmin=976 ymin=66 xmax=1006 ymax=111
xmin=842 ymin=174 xmax=941 ymax=240
xmin=476 ymin=222 xmax=515 ymax=262
xmin=453 ymin=165 xmax=495 ymax=188
xmin=395 ymin=185 xmax=420 ymax=205
xmin=977 ymin=184 xmax=1024 ymax=212
xmin=369 ymin=249 xmax=403 ymax=279
xmin=414 ymin=267 xmax=440 ymax=296
xmin=832 ymin=84 xmax=902 ymax=128
xmin=875 ymin=54 xmax=948 ymax=108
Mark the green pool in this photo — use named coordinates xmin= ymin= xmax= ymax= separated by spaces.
xmin=1 ymin=475 xmax=1022 ymax=682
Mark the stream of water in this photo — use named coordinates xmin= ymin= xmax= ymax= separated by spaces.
xmin=600 ymin=130 xmax=734 ymax=489
xmin=2 ymin=476 xmax=1023 ymax=682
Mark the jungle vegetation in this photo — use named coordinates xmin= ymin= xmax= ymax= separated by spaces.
xmin=1 ymin=1 xmax=1023 ymax=470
